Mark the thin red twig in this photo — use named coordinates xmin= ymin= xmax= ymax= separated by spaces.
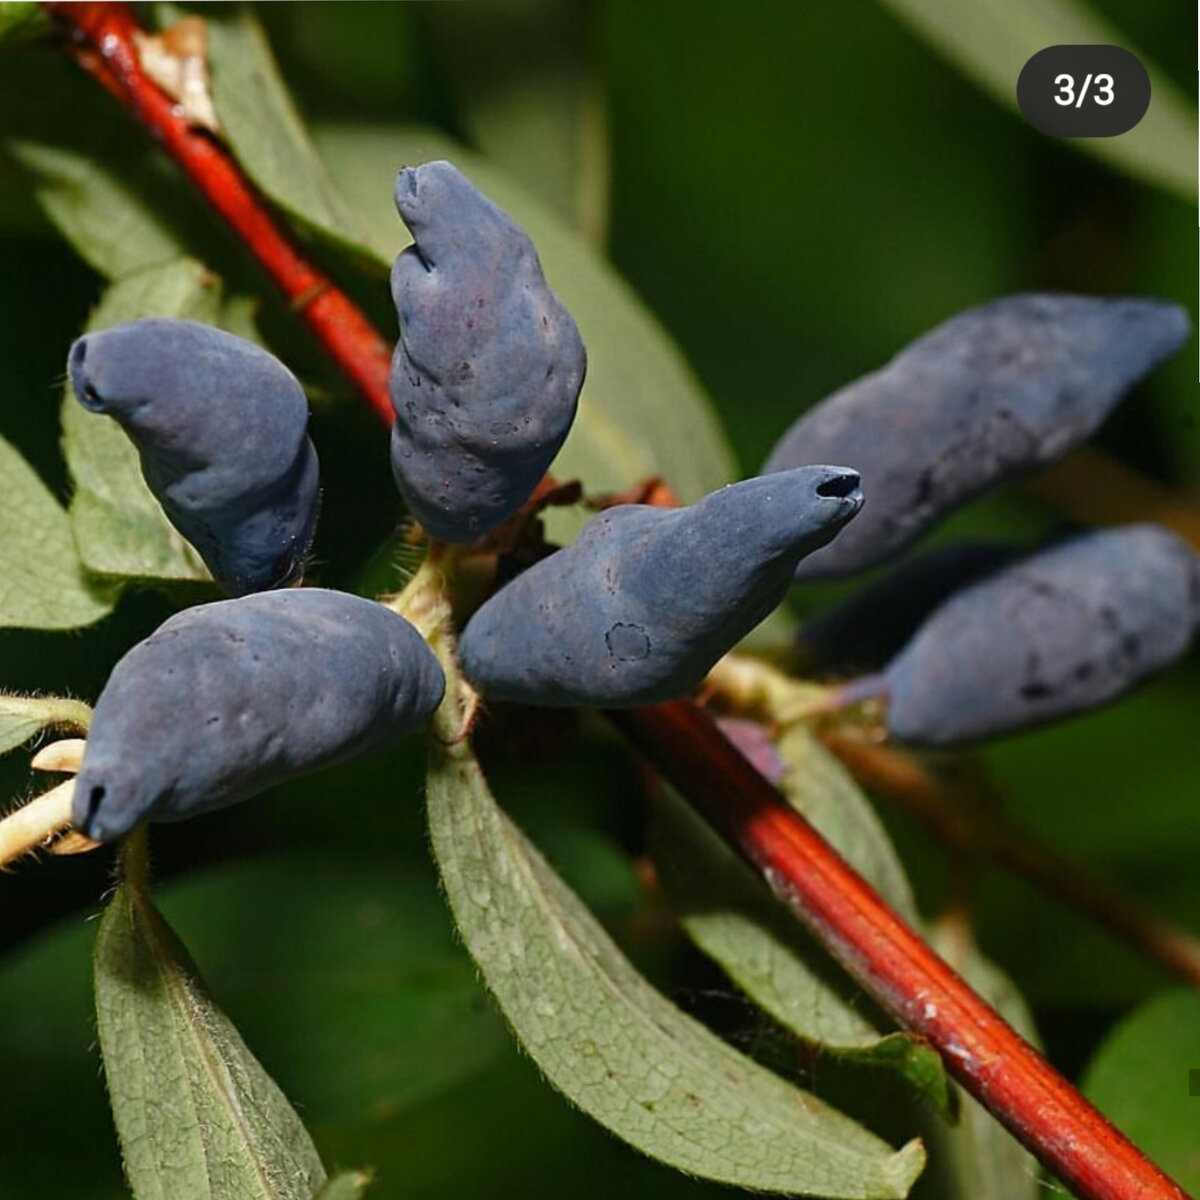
xmin=40 ymin=6 xmax=1193 ymax=1199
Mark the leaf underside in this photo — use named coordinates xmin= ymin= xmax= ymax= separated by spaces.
xmin=652 ymin=725 xmax=951 ymax=1115
xmin=427 ymin=720 xmax=924 ymax=1198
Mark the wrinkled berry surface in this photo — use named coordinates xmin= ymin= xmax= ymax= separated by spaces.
xmin=389 ymin=161 xmax=586 ymax=542
xmin=884 ymin=524 xmax=1200 ymax=746
xmin=69 ymin=318 xmax=320 ymax=596
xmin=764 ymin=294 xmax=1189 ymax=579
xmin=459 ymin=466 xmax=863 ymax=706
xmin=74 ymin=588 xmax=445 ymax=842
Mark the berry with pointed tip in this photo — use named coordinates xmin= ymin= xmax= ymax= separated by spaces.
xmin=882 ymin=525 xmax=1200 ymax=747
xmin=764 ymin=294 xmax=1190 ymax=580
xmin=459 ymin=466 xmax=863 ymax=707
xmin=388 ymin=160 xmax=586 ymax=542
xmin=799 ymin=541 xmax=1018 ymax=672
xmin=68 ymin=318 xmax=320 ymax=596
xmin=73 ymin=589 xmax=445 ymax=842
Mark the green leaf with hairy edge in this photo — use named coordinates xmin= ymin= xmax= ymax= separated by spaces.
xmin=921 ymin=924 xmax=1041 ymax=1200
xmin=0 ymin=693 xmax=91 ymax=756
xmin=314 ymin=1172 xmax=373 ymax=1200
xmin=94 ymin=863 xmax=328 ymax=1200
xmin=425 ymin=0 xmax=609 ymax=244
xmin=1081 ymin=989 xmax=1200 ymax=1193
xmin=313 ymin=124 xmax=738 ymax=521
xmin=0 ymin=434 xmax=113 ymax=630
xmin=61 ymin=259 xmax=215 ymax=585
xmin=157 ymin=854 xmax=508 ymax=1127
xmin=427 ymin=670 xmax=924 ymax=1197
xmin=877 ymin=0 xmax=1197 ymax=202
xmin=650 ymin=725 xmax=951 ymax=1115
xmin=196 ymin=3 xmax=377 ymax=265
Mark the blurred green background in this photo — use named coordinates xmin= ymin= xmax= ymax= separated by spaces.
xmin=0 ymin=2 xmax=1196 ymax=1197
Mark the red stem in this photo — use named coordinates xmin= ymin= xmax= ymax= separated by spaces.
xmin=611 ymin=702 xmax=1189 ymax=1200
xmin=40 ymin=6 xmax=1191 ymax=1199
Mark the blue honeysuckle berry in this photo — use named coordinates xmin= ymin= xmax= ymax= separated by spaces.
xmin=764 ymin=294 xmax=1189 ymax=580
xmin=388 ymin=160 xmax=586 ymax=543
xmin=881 ymin=524 xmax=1200 ymax=747
xmin=73 ymin=589 xmax=445 ymax=842
xmin=68 ymin=318 xmax=320 ymax=596
xmin=458 ymin=466 xmax=863 ymax=707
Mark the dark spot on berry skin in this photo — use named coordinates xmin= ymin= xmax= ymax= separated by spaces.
xmin=1019 ymin=682 xmax=1053 ymax=700
xmin=912 ymin=468 xmax=936 ymax=509
xmin=605 ymin=622 xmax=651 ymax=663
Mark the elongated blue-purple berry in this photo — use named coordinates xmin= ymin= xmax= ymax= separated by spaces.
xmin=882 ymin=525 xmax=1200 ymax=746
xmin=74 ymin=589 xmax=444 ymax=842
xmin=68 ymin=318 xmax=320 ymax=596
xmin=389 ymin=160 xmax=586 ymax=542
xmin=764 ymin=294 xmax=1189 ymax=579
xmin=459 ymin=466 xmax=862 ymax=707
xmin=799 ymin=542 xmax=1018 ymax=671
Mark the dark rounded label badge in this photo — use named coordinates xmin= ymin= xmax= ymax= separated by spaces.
xmin=1017 ymin=45 xmax=1150 ymax=138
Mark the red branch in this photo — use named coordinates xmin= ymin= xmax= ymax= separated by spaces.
xmin=41 ymin=6 xmax=1192 ymax=1200
xmin=612 ymin=703 xmax=1189 ymax=1200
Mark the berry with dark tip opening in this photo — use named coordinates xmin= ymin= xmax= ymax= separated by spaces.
xmin=798 ymin=541 xmax=1019 ymax=672
xmin=458 ymin=466 xmax=863 ymax=707
xmin=881 ymin=524 xmax=1200 ymax=747
xmin=68 ymin=318 xmax=321 ymax=596
xmin=763 ymin=294 xmax=1190 ymax=580
xmin=73 ymin=588 xmax=445 ymax=843
xmin=388 ymin=160 xmax=586 ymax=542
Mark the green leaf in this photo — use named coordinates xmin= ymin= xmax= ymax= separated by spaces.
xmin=61 ymin=259 xmax=216 ymax=585
xmin=427 ymin=674 xmax=924 ymax=1197
xmin=313 ymin=123 xmax=738 ymax=515
xmin=425 ymin=0 xmax=609 ymax=243
xmin=0 ymin=692 xmax=91 ymax=756
xmin=94 ymin=858 xmax=329 ymax=1200
xmin=877 ymin=0 xmax=1197 ymax=201
xmin=313 ymin=1172 xmax=373 ymax=1200
xmin=920 ymin=924 xmax=1041 ymax=1200
xmin=198 ymin=4 xmax=377 ymax=264
xmin=157 ymin=854 xmax=508 ymax=1126
xmin=651 ymin=725 xmax=950 ymax=1113
xmin=1082 ymin=988 xmax=1200 ymax=1194
xmin=1 ymin=46 xmax=215 ymax=279
xmin=0 ymin=432 xmax=113 ymax=629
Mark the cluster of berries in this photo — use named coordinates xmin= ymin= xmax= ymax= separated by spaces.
xmin=66 ymin=160 xmax=1196 ymax=842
